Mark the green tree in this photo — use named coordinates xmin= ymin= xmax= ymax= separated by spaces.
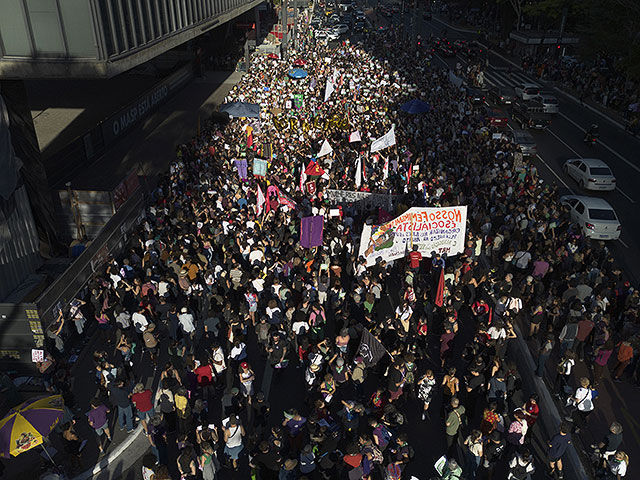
xmin=579 ymin=0 xmax=640 ymax=79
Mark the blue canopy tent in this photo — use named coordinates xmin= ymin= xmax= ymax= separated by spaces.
xmin=288 ymin=69 xmax=308 ymax=79
xmin=219 ymin=102 xmax=261 ymax=118
xmin=400 ymin=99 xmax=431 ymax=114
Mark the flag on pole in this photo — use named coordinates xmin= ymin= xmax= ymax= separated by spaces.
xmin=256 ymin=185 xmax=266 ymax=215
xmin=304 ymin=161 xmax=326 ymax=176
xmin=362 ymin=157 xmax=367 ymax=183
xmin=300 ymin=215 xmax=324 ymax=248
xmin=349 ymin=131 xmax=361 ymax=143
xmin=299 ymin=161 xmax=307 ymax=192
xmin=370 ymin=126 xmax=396 ymax=153
xmin=318 ymin=140 xmax=333 ymax=157
xmin=355 ymin=156 xmax=362 ymax=188
xmin=435 ymin=267 xmax=445 ymax=307
xmin=357 ymin=329 xmax=387 ymax=367
xmin=324 ymin=79 xmax=334 ymax=102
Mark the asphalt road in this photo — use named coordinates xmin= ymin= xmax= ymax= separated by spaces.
xmin=394 ymin=10 xmax=640 ymax=284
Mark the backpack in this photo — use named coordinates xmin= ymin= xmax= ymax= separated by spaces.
xmin=510 ymin=459 xmax=531 ymax=480
xmin=143 ymin=331 xmax=157 ymax=348
xmin=158 ymin=390 xmax=174 ymax=413
xmin=175 ymin=393 xmax=191 ymax=419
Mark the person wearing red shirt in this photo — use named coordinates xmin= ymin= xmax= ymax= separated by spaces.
xmin=194 ymin=360 xmax=215 ymax=398
xmin=131 ymin=383 xmax=154 ymax=434
xmin=407 ymin=245 xmax=422 ymax=271
xmin=523 ymin=394 xmax=540 ymax=429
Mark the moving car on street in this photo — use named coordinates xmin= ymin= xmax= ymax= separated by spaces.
xmin=563 ymin=158 xmax=616 ymax=191
xmin=505 ymin=129 xmax=537 ymax=156
xmin=511 ymin=99 xmax=552 ymax=129
xmin=535 ymin=93 xmax=560 ymax=114
xmin=480 ymin=106 xmax=509 ymax=128
xmin=487 ymin=85 xmax=515 ymax=105
xmin=466 ymin=87 xmax=486 ymax=106
xmin=560 ymin=195 xmax=621 ymax=240
xmin=514 ymin=82 xmax=541 ymax=100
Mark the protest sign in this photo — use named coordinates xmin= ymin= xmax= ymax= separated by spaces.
xmin=358 ymin=206 xmax=467 ymax=266
xmin=253 ymin=158 xmax=268 ymax=177
xmin=235 ymin=159 xmax=248 ymax=180
xmin=300 ymin=215 xmax=324 ymax=248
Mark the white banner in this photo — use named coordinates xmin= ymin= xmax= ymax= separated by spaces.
xmin=358 ymin=206 xmax=467 ymax=266
xmin=325 ymin=189 xmax=396 ymax=211
xmin=349 ymin=131 xmax=361 ymax=143
xmin=370 ymin=126 xmax=396 ymax=153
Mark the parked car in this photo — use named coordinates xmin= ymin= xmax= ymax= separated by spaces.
xmin=514 ymin=82 xmax=540 ymax=100
xmin=481 ymin=106 xmax=509 ymax=128
xmin=511 ymin=99 xmax=552 ymax=129
xmin=487 ymin=85 xmax=515 ymax=106
xmin=466 ymin=87 xmax=486 ymax=106
xmin=333 ymin=23 xmax=349 ymax=34
xmin=563 ymin=158 xmax=616 ymax=191
xmin=505 ymin=129 xmax=537 ymax=156
xmin=535 ymin=93 xmax=559 ymax=114
xmin=560 ymin=195 xmax=621 ymax=240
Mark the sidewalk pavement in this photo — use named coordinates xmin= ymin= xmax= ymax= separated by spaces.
xmin=68 ymin=69 xmax=245 ymax=190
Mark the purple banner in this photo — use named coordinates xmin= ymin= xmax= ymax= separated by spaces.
xmin=300 ymin=215 xmax=324 ymax=248
xmin=235 ymin=159 xmax=248 ymax=180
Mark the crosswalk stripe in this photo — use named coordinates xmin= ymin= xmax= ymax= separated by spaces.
xmin=479 ymin=69 xmax=541 ymax=90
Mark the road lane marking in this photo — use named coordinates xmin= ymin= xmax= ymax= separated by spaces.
xmin=535 ymin=154 xmax=575 ymax=193
xmin=618 ymin=238 xmax=630 ymax=249
xmin=546 ymin=127 xmax=583 ymax=157
xmin=615 ymin=187 xmax=636 ymax=203
xmin=558 ymin=112 xmax=640 ymax=175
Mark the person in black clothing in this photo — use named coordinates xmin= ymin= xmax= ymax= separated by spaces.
xmin=592 ymin=421 xmax=623 ymax=461
xmin=465 ymin=368 xmax=485 ymax=421
xmin=482 ymin=431 xmax=505 ymax=480
xmin=251 ymin=440 xmax=282 ymax=480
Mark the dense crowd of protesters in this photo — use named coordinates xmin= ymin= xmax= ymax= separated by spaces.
xmin=26 ymin=6 xmax=640 ymax=480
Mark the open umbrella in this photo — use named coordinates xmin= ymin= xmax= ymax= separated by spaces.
xmin=288 ymin=69 xmax=308 ymax=79
xmin=0 ymin=394 xmax=64 ymax=459
xmin=400 ymin=99 xmax=431 ymax=114
xmin=268 ymin=53 xmax=279 ymax=60
xmin=219 ymin=102 xmax=261 ymax=118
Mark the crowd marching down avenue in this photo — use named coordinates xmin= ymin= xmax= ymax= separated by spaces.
xmin=28 ymin=4 xmax=640 ymax=480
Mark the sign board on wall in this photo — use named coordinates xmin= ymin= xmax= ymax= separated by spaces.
xmin=358 ymin=206 xmax=468 ymax=266
xmin=101 ymin=66 xmax=193 ymax=145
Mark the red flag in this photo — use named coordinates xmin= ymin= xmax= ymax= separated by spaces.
xmin=407 ymin=164 xmax=413 ymax=185
xmin=247 ymin=131 xmax=253 ymax=148
xmin=435 ymin=268 xmax=445 ymax=307
xmin=304 ymin=161 xmax=325 ymax=176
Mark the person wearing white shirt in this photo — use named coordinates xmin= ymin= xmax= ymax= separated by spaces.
xmin=178 ymin=307 xmax=196 ymax=352
xmin=570 ymin=377 xmax=595 ymax=433
xmin=132 ymin=310 xmax=148 ymax=332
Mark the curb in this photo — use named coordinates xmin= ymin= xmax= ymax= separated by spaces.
xmin=70 ymin=426 xmax=143 ymax=480
xmin=510 ymin=326 xmax=590 ymax=480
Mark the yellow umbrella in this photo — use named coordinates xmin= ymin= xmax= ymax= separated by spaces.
xmin=0 ymin=394 xmax=64 ymax=458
